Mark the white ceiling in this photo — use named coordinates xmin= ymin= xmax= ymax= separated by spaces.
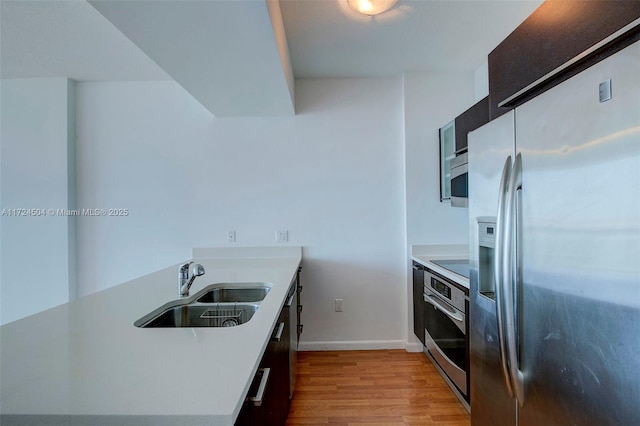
xmin=0 ymin=0 xmax=170 ymax=81
xmin=1 ymin=0 xmax=542 ymax=115
xmin=281 ymin=0 xmax=542 ymax=77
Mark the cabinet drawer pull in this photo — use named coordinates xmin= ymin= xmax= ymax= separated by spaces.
xmin=273 ymin=322 xmax=285 ymax=342
xmin=247 ymin=368 xmax=270 ymax=407
xmin=297 ymin=285 xmax=303 ymax=294
xmin=286 ymin=295 xmax=295 ymax=308
xmin=297 ymin=305 xmax=303 ymax=313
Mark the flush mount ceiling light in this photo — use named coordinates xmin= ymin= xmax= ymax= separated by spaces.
xmin=347 ymin=0 xmax=398 ymax=16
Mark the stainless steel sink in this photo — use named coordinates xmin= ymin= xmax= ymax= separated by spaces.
xmin=196 ymin=287 xmax=270 ymax=303
xmin=134 ymin=283 xmax=271 ymax=328
xmin=136 ymin=303 xmax=259 ymax=328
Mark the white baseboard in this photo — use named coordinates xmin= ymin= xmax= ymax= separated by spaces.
xmin=405 ymin=342 xmax=424 ymax=353
xmin=298 ymin=340 xmax=407 ymax=351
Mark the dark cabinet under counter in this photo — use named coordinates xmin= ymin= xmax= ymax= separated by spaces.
xmin=412 ymin=262 xmax=426 ymax=345
xmin=237 ymin=268 xmax=302 ymax=426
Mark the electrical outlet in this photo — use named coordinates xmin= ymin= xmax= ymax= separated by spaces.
xmin=227 ymin=230 xmax=236 ymax=243
xmin=335 ymin=299 xmax=343 ymax=312
xmin=275 ymin=230 xmax=288 ymax=243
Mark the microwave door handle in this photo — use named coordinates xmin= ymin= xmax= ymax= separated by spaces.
xmin=450 ymin=163 xmax=467 ymax=180
xmin=495 ymin=155 xmax=514 ymax=398
xmin=504 ymin=153 xmax=525 ymax=407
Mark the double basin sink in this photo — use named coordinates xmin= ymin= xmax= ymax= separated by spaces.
xmin=134 ymin=284 xmax=271 ymax=328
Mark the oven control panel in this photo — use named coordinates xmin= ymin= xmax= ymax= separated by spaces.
xmin=424 ymin=272 xmax=466 ymax=313
xmin=430 ymin=279 xmax=451 ymax=300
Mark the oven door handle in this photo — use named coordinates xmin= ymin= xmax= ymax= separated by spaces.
xmin=424 ymin=293 xmax=464 ymax=325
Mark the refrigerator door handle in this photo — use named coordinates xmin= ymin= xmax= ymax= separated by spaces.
xmin=504 ymin=152 xmax=525 ymax=407
xmin=494 ymin=155 xmax=514 ymax=398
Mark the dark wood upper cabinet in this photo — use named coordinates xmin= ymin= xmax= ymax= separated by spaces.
xmin=488 ymin=0 xmax=640 ymax=120
xmin=454 ymin=96 xmax=489 ymax=152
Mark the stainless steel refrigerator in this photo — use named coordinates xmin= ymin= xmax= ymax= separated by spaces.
xmin=467 ymin=40 xmax=640 ymax=426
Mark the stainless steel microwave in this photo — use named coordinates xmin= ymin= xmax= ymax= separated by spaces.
xmin=450 ymin=152 xmax=468 ymax=207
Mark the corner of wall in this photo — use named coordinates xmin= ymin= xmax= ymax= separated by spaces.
xmin=67 ymin=79 xmax=78 ymax=301
xmin=474 ymin=60 xmax=489 ymax=102
xmin=0 ymin=78 xmax=78 ymax=324
xmin=265 ymin=0 xmax=295 ymax=113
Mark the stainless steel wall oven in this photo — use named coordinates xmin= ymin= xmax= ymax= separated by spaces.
xmin=424 ymin=270 xmax=470 ymax=409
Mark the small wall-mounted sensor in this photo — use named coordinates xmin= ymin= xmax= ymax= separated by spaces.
xmin=599 ymin=79 xmax=612 ymax=103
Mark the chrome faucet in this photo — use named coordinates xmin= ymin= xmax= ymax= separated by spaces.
xmin=178 ymin=262 xmax=205 ymax=297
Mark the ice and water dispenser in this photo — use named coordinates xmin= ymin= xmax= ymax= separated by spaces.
xmin=477 ymin=218 xmax=496 ymax=300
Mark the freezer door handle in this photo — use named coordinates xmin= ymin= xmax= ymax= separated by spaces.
xmin=495 ymin=155 xmax=514 ymax=398
xmin=504 ymin=152 xmax=525 ymax=407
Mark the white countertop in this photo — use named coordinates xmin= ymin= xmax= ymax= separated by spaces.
xmin=411 ymin=244 xmax=469 ymax=290
xmin=0 ymin=247 xmax=302 ymax=426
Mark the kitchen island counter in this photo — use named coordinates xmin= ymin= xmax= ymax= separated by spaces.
xmin=0 ymin=246 xmax=302 ymax=426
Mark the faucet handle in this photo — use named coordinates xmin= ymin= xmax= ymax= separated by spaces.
xmin=179 ymin=263 xmax=205 ymax=297
xmin=179 ymin=261 xmax=193 ymax=274
xmin=191 ymin=263 xmax=205 ymax=277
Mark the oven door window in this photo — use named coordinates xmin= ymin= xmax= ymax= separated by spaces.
xmin=424 ymin=300 xmax=466 ymax=371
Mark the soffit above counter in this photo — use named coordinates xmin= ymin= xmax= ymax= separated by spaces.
xmin=89 ymin=0 xmax=295 ymax=117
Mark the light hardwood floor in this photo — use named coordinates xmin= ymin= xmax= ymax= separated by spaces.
xmin=286 ymin=350 xmax=470 ymax=426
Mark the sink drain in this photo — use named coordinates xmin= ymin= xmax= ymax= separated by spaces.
xmin=221 ymin=318 xmax=239 ymax=327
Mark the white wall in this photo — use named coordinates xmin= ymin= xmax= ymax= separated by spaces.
xmin=474 ymin=60 xmax=489 ymax=102
xmin=404 ymin=71 xmax=473 ymax=248
xmin=403 ymin=71 xmax=474 ymax=347
xmin=0 ymin=78 xmax=77 ymax=324
xmin=75 ymin=78 xmax=407 ymax=348
xmin=1 ymin=74 xmax=474 ymax=345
